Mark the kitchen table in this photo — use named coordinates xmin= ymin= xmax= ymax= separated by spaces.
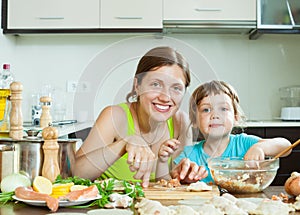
xmin=1 ymin=186 xmax=299 ymax=215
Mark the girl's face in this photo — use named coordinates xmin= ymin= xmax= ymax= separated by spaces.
xmin=136 ymin=65 xmax=186 ymax=122
xmin=196 ymin=93 xmax=237 ymax=139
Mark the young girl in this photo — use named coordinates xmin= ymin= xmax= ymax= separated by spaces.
xmin=157 ymin=80 xmax=292 ymax=183
xmin=75 ymin=46 xmax=193 ymax=187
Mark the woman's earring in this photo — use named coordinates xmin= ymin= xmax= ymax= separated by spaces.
xmin=132 ymin=92 xmax=138 ymax=102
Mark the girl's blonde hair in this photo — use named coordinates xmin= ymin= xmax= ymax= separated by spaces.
xmin=189 ymin=80 xmax=246 ymax=127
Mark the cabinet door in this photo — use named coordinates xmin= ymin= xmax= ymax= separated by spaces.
xmin=101 ymin=0 xmax=162 ymax=28
xmin=265 ymin=127 xmax=300 ymax=185
xmin=164 ymin=0 xmax=256 ymax=21
xmin=7 ymin=0 xmax=99 ymax=29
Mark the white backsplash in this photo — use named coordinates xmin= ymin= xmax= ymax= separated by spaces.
xmin=1 ymin=33 xmax=300 ymax=122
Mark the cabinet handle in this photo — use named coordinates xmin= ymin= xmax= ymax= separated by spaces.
xmin=195 ymin=8 xmax=222 ymax=12
xmin=37 ymin=17 xmax=65 ymax=20
xmin=115 ymin=16 xmax=143 ymax=20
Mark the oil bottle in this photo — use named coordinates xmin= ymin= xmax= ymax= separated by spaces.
xmin=0 ymin=64 xmax=15 ymax=137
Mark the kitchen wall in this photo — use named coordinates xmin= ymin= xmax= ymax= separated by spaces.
xmin=0 ymin=31 xmax=300 ymax=123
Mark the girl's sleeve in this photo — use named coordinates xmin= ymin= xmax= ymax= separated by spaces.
xmin=173 ymin=148 xmax=186 ymax=164
xmin=173 ymin=146 xmax=191 ymax=165
xmin=237 ymin=133 xmax=261 ymax=154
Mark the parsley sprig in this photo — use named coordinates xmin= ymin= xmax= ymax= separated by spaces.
xmin=68 ymin=177 xmax=144 ymax=209
xmin=54 ymin=175 xmax=92 ymax=186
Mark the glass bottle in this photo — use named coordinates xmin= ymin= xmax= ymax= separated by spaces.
xmin=0 ymin=64 xmax=15 ymax=137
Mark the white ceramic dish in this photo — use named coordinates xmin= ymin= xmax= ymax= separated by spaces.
xmin=87 ymin=209 xmax=133 ymax=215
xmin=13 ymin=195 xmax=101 ymax=207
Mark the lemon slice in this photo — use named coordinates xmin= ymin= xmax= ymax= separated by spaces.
xmin=52 ymin=182 xmax=74 ymax=191
xmin=33 ymin=176 xmax=53 ymax=195
xmin=70 ymin=185 xmax=88 ymax=192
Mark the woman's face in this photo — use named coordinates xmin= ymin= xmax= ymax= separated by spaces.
xmin=136 ymin=65 xmax=186 ymax=122
xmin=196 ymin=93 xmax=237 ymax=139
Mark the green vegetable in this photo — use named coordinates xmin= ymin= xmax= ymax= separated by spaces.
xmin=0 ymin=173 xmax=31 ymax=193
xmin=0 ymin=191 xmax=14 ymax=205
xmin=54 ymin=175 xmax=92 ymax=186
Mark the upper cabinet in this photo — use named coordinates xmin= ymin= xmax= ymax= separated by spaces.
xmin=6 ymin=0 xmax=99 ymax=29
xmin=257 ymin=0 xmax=300 ymax=28
xmin=163 ymin=0 xmax=256 ymax=34
xmin=100 ymin=0 xmax=162 ymax=29
xmin=249 ymin=0 xmax=300 ymax=39
xmin=164 ymin=0 xmax=256 ymax=21
xmin=2 ymin=0 xmax=163 ymax=34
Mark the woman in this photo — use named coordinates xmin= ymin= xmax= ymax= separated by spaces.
xmin=75 ymin=46 xmax=194 ymax=187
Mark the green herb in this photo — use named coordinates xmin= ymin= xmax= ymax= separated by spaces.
xmin=123 ymin=181 xmax=144 ymax=198
xmin=54 ymin=175 xmax=92 ymax=186
xmin=0 ymin=191 xmax=15 ymax=206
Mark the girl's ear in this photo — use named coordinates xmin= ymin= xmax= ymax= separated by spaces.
xmin=234 ymin=114 xmax=240 ymax=126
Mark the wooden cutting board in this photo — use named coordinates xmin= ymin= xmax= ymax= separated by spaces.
xmin=143 ymin=184 xmax=219 ymax=200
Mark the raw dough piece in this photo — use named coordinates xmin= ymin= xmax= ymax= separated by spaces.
xmin=135 ymin=198 xmax=173 ymax=215
xmin=250 ymin=199 xmax=294 ymax=215
xmin=186 ymin=181 xmax=212 ymax=192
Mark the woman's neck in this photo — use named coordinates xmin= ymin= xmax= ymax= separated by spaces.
xmin=132 ymin=102 xmax=162 ymax=133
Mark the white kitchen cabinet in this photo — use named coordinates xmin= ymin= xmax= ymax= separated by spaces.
xmin=100 ymin=0 xmax=162 ymax=29
xmin=164 ymin=0 xmax=256 ymax=21
xmin=7 ymin=0 xmax=99 ymax=29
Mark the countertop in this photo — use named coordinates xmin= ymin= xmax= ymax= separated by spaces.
xmin=22 ymin=120 xmax=300 ymax=139
xmin=245 ymin=120 xmax=300 ymax=127
xmin=22 ymin=121 xmax=94 ymax=138
xmin=1 ymin=186 xmax=299 ymax=215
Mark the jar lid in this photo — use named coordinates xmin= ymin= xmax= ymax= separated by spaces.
xmin=3 ymin=64 xmax=10 ymax=70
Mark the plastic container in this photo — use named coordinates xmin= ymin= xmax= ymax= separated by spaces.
xmin=279 ymin=85 xmax=300 ymax=107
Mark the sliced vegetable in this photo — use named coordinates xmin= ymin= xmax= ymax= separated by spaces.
xmin=0 ymin=173 xmax=31 ymax=193
xmin=32 ymin=176 xmax=53 ymax=195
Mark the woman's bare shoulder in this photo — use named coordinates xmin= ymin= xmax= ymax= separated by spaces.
xmin=172 ymin=109 xmax=189 ymax=125
xmin=97 ymin=104 xmax=128 ymax=118
xmin=93 ymin=104 xmax=129 ymax=139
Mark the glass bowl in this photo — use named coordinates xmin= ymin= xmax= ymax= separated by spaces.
xmin=208 ymin=157 xmax=279 ymax=193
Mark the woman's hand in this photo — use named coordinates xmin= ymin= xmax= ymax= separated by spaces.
xmin=170 ymin=158 xmax=208 ymax=184
xmin=158 ymin=139 xmax=181 ymax=163
xmin=125 ymin=136 xmax=155 ymax=187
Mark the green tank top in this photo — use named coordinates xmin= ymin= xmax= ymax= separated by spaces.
xmin=100 ymin=103 xmax=174 ymax=181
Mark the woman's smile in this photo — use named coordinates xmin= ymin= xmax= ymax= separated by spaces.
xmin=153 ymin=103 xmax=172 ymax=112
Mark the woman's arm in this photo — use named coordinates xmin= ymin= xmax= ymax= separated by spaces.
xmin=74 ymin=105 xmax=127 ymax=180
xmin=244 ymin=137 xmax=292 ymax=160
xmin=156 ymin=110 xmax=192 ymax=181
xmin=171 ymin=110 xmax=193 ymax=165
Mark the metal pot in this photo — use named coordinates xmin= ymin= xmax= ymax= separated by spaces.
xmin=0 ymin=139 xmax=78 ymax=182
xmin=0 ymin=144 xmax=15 ymax=182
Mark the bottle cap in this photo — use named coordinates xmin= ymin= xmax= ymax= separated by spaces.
xmin=3 ymin=64 xmax=10 ymax=70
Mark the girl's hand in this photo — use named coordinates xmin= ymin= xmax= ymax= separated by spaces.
xmin=125 ymin=136 xmax=155 ymax=187
xmin=244 ymin=144 xmax=265 ymax=160
xmin=171 ymin=158 xmax=208 ymax=184
xmin=158 ymin=139 xmax=181 ymax=163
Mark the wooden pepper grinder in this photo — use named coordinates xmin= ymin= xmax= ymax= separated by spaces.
xmin=40 ymin=96 xmax=52 ymax=128
xmin=42 ymin=126 xmax=60 ymax=182
xmin=9 ymin=81 xmax=23 ymax=140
